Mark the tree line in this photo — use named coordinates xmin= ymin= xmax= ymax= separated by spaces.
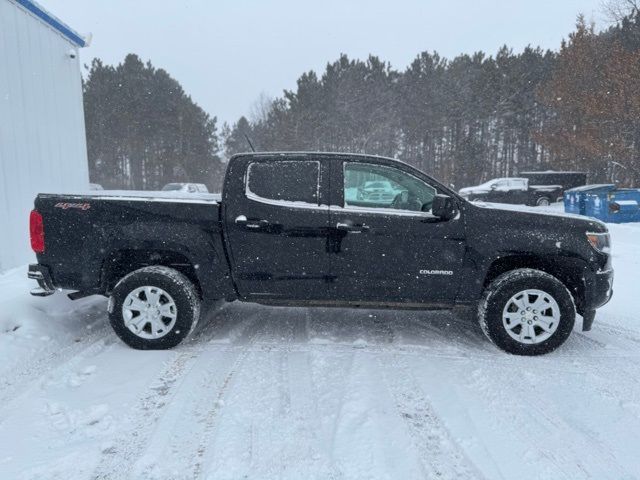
xmin=84 ymin=10 xmax=640 ymax=192
xmin=83 ymin=55 xmax=224 ymax=191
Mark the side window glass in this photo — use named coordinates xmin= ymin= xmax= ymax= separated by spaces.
xmin=344 ymin=163 xmax=436 ymax=213
xmin=247 ymin=160 xmax=319 ymax=204
xmin=493 ymin=180 xmax=509 ymax=190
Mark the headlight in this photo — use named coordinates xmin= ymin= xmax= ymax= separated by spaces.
xmin=586 ymin=232 xmax=611 ymax=254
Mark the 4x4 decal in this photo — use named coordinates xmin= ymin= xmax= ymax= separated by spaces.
xmin=54 ymin=202 xmax=91 ymax=211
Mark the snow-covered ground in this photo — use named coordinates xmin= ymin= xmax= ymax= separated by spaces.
xmin=1 ymin=209 xmax=639 ymax=480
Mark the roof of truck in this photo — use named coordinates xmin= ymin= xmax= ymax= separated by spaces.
xmin=232 ymin=151 xmax=396 ymax=162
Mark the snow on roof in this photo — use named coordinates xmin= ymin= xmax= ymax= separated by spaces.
xmin=11 ymin=0 xmax=87 ymax=47
xmin=519 ymin=171 xmax=586 ymax=175
xmin=566 ymin=184 xmax=615 ymax=192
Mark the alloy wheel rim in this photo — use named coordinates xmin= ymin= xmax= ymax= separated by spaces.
xmin=502 ymin=289 xmax=560 ymax=345
xmin=122 ymin=286 xmax=177 ymax=339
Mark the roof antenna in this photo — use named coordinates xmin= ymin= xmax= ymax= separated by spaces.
xmin=243 ymin=133 xmax=256 ymax=152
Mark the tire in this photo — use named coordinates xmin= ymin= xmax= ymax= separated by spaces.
xmin=478 ymin=268 xmax=575 ymax=355
xmin=536 ymin=196 xmax=550 ymax=206
xmin=108 ymin=266 xmax=201 ymax=350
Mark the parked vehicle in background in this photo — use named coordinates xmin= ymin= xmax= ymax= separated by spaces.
xmin=520 ymin=171 xmax=587 ymax=192
xmin=356 ymin=180 xmax=402 ymax=204
xmin=459 ymin=177 xmax=562 ymax=206
xmin=161 ymin=183 xmax=209 ymax=193
xmin=28 ymin=152 xmax=612 ymax=356
xmin=460 ymin=171 xmax=587 ymax=206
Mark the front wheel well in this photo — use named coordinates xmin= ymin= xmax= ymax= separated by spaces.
xmin=101 ymin=249 xmax=202 ymax=298
xmin=483 ymin=255 xmax=585 ymax=312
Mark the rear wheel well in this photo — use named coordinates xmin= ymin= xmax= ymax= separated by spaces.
xmin=483 ymin=255 xmax=585 ymax=312
xmin=102 ymin=250 xmax=202 ymax=298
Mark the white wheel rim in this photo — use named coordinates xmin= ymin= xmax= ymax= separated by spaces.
xmin=122 ymin=286 xmax=177 ymax=339
xmin=538 ymin=198 xmax=550 ymax=206
xmin=502 ymin=289 xmax=560 ymax=345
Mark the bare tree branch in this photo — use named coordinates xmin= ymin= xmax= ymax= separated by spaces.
xmin=602 ymin=0 xmax=640 ymax=23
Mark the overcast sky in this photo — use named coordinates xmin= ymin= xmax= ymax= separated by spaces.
xmin=42 ymin=0 xmax=605 ymax=125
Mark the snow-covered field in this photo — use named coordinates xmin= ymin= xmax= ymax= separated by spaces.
xmin=1 ymin=211 xmax=639 ymax=480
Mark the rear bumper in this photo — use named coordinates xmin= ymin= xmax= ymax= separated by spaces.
xmin=28 ymin=264 xmax=55 ymax=296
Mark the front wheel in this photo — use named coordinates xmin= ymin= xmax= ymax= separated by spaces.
xmin=478 ymin=269 xmax=575 ymax=355
xmin=108 ymin=266 xmax=201 ymax=350
xmin=536 ymin=196 xmax=551 ymax=206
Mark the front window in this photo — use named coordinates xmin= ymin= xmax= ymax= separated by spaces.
xmin=344 ymin=163 xmax=437 ymax=212
xmin=247 ymin=160 xmax=320 ymax=204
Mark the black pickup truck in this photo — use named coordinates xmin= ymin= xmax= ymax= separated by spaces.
xmin=458 ymin=177 xmax=564 ymax=206
xmin=28 ymin=152 xmax=613 ymax=355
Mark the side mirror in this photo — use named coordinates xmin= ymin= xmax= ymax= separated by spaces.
xmin=431 ymin=194 xmax=458 ymax=221
xmin=490 ymin=184 xmax=497 ymax=190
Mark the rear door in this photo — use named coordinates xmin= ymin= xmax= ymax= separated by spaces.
xmin=223 ymin=157 xmax=331 ymax=301
xmin=328 ymin=159 xmax=467 ymax=305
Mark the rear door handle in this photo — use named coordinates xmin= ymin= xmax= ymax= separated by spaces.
xmin=336 ymin=222 xmax=370 ymax=233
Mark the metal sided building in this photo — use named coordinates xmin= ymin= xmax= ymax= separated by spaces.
xmin=0 ymin=0 xmax=89 ymax=271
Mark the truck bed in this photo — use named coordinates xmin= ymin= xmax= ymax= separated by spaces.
xmin=38 ymin=190 xmax=222 ymax=204
xmin=33 ymin=191 xmax=232 ymax=303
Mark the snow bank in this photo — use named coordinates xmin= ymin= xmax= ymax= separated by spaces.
xmin=0 ymin=266 xmax=106 ymax=381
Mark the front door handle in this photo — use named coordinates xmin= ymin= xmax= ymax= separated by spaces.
xmin=235 ymin=215 xmax=270 ymax=229
xmin=336 ymin=222 xmax=370 ymax=233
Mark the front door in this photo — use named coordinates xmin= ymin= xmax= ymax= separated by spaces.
xmin=329 ymin=160 xmax=467 ymax=305
xmin=223 ymin=157 xmax=331 ymax=301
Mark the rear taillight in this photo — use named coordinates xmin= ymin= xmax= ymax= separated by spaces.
xmin=30 ymin=210 xmax=45 ymax=253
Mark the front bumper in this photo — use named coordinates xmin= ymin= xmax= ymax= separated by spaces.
xmin=589 ymin=268 xmax=614 ymax=310
xmin=580 ymin=268 xmax=613 ymax=331
xmin=28 ymin=264 xmax=55 ymax=296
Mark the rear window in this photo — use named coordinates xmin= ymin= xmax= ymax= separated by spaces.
xmin=247 ymin=161 xmax=319 ymax=204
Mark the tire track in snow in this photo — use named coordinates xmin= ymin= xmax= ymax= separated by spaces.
xmin=189 ymin=306 xmax=321 ymax=478
xmin=590 ymin=321 xmax=640 ymax=345
xmin=285 ymin=342 xmax=346 ymax=478
xmin=187 ymin=314 xmax=267 ymax=479
xmin=376 ymin=353 xmax=485 ymax=480
xmin=92 ymin=306 xmax=262 ymax=480
xmin=459 ymin=357 xmax=633 ymax=480
xmin=194 ymin=306 xmax=355 ymax=479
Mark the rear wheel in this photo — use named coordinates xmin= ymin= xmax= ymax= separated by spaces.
xmin=479 ymin=269 xmax=575 ymax=355
xmin=108 ymin=266 xmax=201 ymax=350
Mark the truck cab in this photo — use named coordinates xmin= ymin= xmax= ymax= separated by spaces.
xmin=222 ymin=153 xmax=464 ymax=305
